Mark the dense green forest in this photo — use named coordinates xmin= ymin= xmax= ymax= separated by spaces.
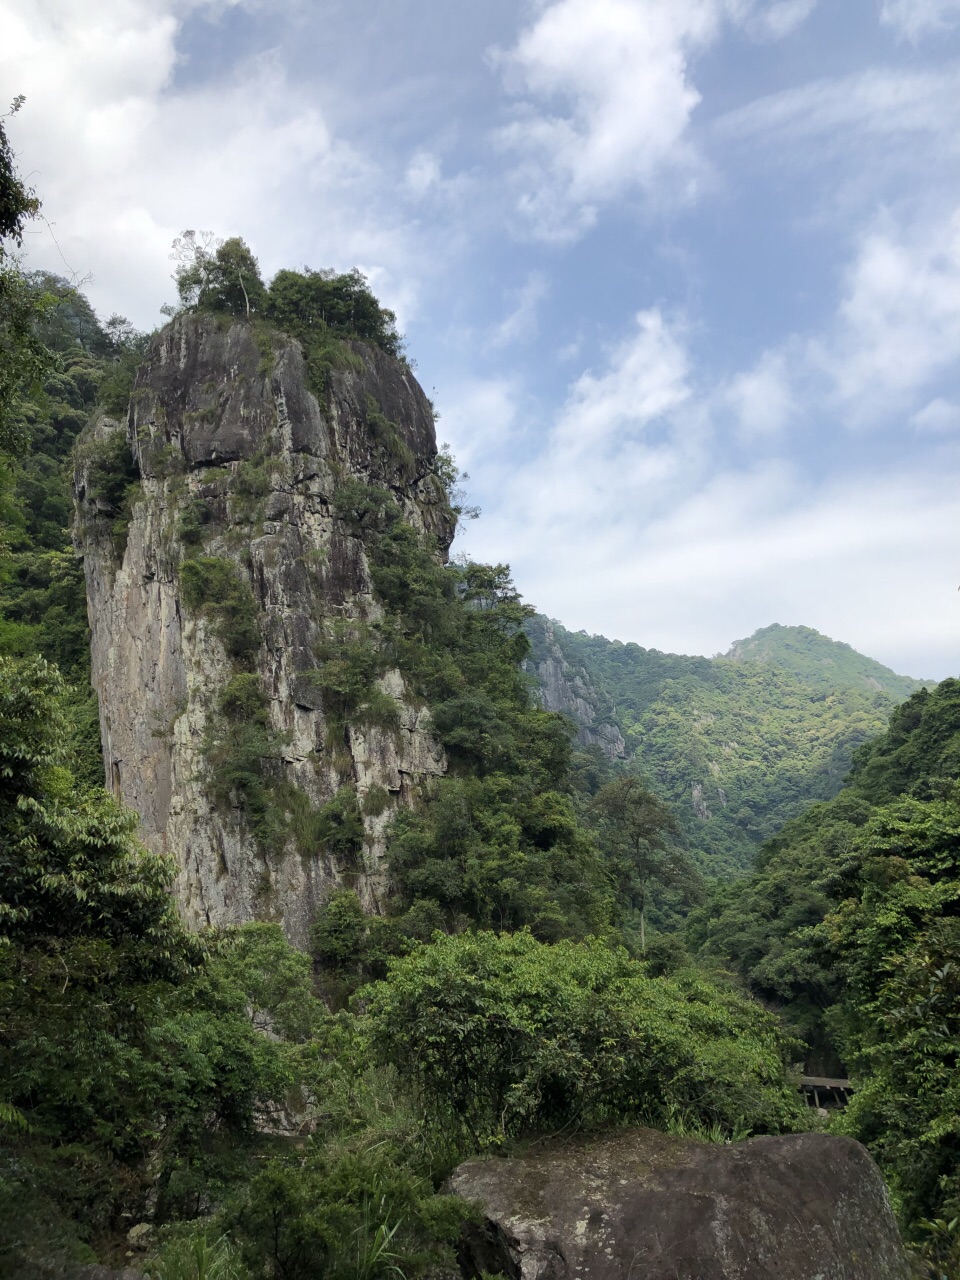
xmin=689 ymin=677 xmax=960 ymax=1249
xmin=1 ymin=119 xmax=959 ymax=1278
xmin=529 ymin=617 xmax=931 ymax=874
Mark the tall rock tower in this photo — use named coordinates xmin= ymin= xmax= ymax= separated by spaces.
xmin=75 ymin=313 xmax=455 ymax=946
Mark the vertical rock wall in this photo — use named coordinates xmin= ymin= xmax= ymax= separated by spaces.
xmin=525 ymin=617 xmax=626 ymax=759
xmin=75 ymin=314 xmax=455 ymax=946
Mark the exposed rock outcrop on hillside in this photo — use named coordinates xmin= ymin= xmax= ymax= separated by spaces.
xmin=449 ymin=1127 xmax=909 ymax=1280
xmin=75 ymin=314 xmax=454 ymax=945
xmin=524 ymin=617 xmax=625 ymax=759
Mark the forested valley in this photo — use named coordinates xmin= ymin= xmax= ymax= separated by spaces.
xmin=1 ymin=110 xmax=959 ymax=1280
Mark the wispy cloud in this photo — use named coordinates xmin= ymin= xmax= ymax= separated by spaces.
xmin=742 ymin=0 xmax=818 ymax=40
xmin=812 ymin=207 xmax=960 ymax=424
xmin=487 ymin=272 xmax=549 ymax=349
xmin=723 ymin=350 xmax=795 ymax=439
xmin=714 ymin=65 xmax=960 ymax=147
xmin=880 ymin=0 xmax=960 ymax=41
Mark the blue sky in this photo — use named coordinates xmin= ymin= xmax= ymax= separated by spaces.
xmin=4 ymin=0 xmax=960 ymax=676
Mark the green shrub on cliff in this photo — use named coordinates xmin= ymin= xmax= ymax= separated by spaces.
xmin=180 ymin=555 xmax=260 ymax=663
xmin=329 ymin=481 xmax=614 ymax=940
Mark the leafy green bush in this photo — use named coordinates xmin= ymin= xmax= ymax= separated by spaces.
xmin=362 ymin=930 xmax=805 ymax=1149
xmin=180 ymin=556 xmax=260 ymax=664
xmin=307 ymin=622 xmax=389 ymax=732
xmin=289 ymin=785 xmax=364 ymax=864
xmin=226 ymin=1144 xmax=467 ymax=1280
xmin=266 ymin=267 xmax=404 ymax=359
xmin=0 ymin=659 xmax=303 ymax=1262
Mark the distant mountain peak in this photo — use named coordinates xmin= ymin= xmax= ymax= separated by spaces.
xmin=724 ymin=623 xmax=930 ymax=700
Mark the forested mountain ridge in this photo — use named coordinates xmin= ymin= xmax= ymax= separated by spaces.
xmin=527 ymin=616 xmax=932 ymax=874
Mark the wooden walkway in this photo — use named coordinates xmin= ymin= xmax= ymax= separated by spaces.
xmin=799 ymin=1076 xmax=853 ymax=1108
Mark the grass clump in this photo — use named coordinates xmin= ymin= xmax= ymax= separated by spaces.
xmin=364 ymin=394 xmax=415 ymax=480
xmin=288 ymin=785 xmax=364 ymax=864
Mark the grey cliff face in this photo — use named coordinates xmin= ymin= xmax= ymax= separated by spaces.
xmin=528 ymin=619 xmax=625 ymax=760
xmin=74 ymin=314 xmax=454 ymax=947
xmin=449 ymin=1127 xmax=910 ymax=1280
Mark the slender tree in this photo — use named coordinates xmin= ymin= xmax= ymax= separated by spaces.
xmin=592 ymin=774 xmax=690 ymax=952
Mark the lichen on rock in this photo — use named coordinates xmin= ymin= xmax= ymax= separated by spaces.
xmin=449 ymin=1127 xmax=911 ymax=1280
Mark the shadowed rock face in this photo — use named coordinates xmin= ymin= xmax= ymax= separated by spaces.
xmin=449 ymin=1127 xmax=909 ymax=1280
xmin=74 ymin=314 xmax=455 ymax=946
xmin=525 ymin=619 xmax=625 ymax=760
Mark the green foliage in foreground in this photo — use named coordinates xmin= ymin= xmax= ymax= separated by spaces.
xmin=362 ymin=930 xmax=805 ymax=1150
xmin=0 ymin=654 xmax=811 ymax=1275
xmin=0 ymin=657 xmax=301 ymax=1273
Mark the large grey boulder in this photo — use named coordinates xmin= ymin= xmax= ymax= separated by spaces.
xmin=448 ymin=1127 xmax=909 ymax=1280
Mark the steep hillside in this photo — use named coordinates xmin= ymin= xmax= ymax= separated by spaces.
xmin=529 ymin=618 xmax=932 ymax=874
xmin=687 ymin=679 xmax=960 ymax=1227
xmin=75 ymin=312 xmax=454 ymax=942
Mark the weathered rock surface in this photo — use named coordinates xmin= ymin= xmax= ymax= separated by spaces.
xmin=524 ymin=618 xmax=625 ymax=760
xmin=449 ymin=1127 xmax=909 ymax=1280
xmin=75 ymin=314 xmax=454 ymax=945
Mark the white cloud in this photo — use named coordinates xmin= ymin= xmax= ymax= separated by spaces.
xmin=911 ymin=397 xmax=960 ymax=431
xmin=1 ymin=0 xmax=426 ymax=328
xmin=491 ymin=0 xmax=821 ymax=238
xmin=459 ymin=309 xmax=697 ymax=566
xmin=880 ymin=0 xmax=960 ymax=41
xmin=488 ymin=272 xmax=549 ymax=349
xmin=404 ymin=151 xmax=442 ymax=199
xmin=554 ymin=310 xmax=691 ymax=447
xmin=743 ymin=0 xmax=818 ymax=40
xmin=434 ymin=375 xmax=524 ymax=478
xmin=724 ymin=350 xmax=794 ymax=438
xmin=813 ymin=208 xmax=960 ymax=423
xmin=491 ymin=0 xmax=722 ymax=238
